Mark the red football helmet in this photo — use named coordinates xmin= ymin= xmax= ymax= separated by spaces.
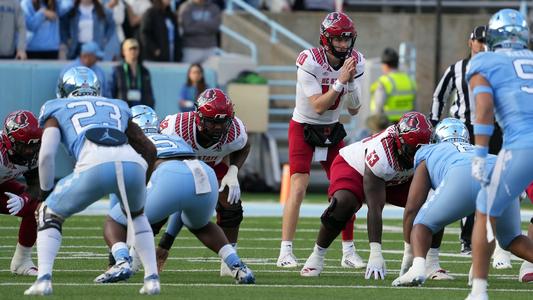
xmin=195 ymin=88 xmax=234 ymax=142
xmin=2 ymin=110 xmax=42 ymax=166
xmin=320 ymin=12 xmax=357 ymax=60
xmin=394 ymin=112 xmax=432 ymax=165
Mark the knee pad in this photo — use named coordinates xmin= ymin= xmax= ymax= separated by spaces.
xmin=37 ymin=204 xmax=65 ymax=233
xmin=320 ymin=196 xmax=355 ymax=232
xmin=216 ymin=201 xmax=243 ymax=228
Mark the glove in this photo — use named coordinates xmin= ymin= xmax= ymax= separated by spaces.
xmin=365 ymin=242 xmax=387 ymax=280
xmin=156 ymin=246 xmax=169 ymax=273
xmin=400 ymin=242 xmax=413 ymax=276
xmin=471 ymin=156 xmax=488 ymax=184
xmin=5 ymin=192 xmax=24 ymax=215
xmin=219 ymin=165 xmax=241 ymax=205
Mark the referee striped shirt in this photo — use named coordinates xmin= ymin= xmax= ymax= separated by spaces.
xmin=429 ymin=57 xmax=474 ymax=126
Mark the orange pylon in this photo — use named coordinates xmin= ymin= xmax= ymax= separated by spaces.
xmin=279 ymin=164 xmax=291 ymax=205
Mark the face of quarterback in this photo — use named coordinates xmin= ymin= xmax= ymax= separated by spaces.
xmin=330 ymin=36 xmax=352 ymax=56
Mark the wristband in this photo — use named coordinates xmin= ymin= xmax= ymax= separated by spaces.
xmin=472 ymin=86 xmax=493 ymax=98
xmin=473 ymin=123 xmax=494 ymax=136
xmin=332 ymin=80 xmax=344 ymax=93
xmin=474 ymin=145 xmax=489 ymax=158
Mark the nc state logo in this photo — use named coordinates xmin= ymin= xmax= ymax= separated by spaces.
xmin=5 ymin=111 xmax=29 ymax=134
xmin=398 ymin=113 xmax=420 ymax=134
xmin=323 ymin=12 xmax=341 ymax=28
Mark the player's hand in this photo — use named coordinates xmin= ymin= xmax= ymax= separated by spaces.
xmin=400 ymin=242 xmax=413 ymax=276
xmin=338 ymin=57 xmax=355 ymax=84
xmin=5 ymin=192 xmax=24 ymax=215
xmin=156 ymin=246 xmax=169 ymax=273
xmin=471 ymin=156 xmax=488 ymax=184
xmin=365 ymin=243 xmax=387 ymax=280
xmin=219 ymin=165 xmax=241 ymax=205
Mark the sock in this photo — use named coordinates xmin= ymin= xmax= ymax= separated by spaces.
xmin=471 ymin=278 xmax=488 ymax=296
xmin=280 ymin=241 xmax=293 ymax=255
xmin=13 ymin=243 xmax=32 ymax=261
xmin=342 ymin=240 xmax=355 ymax=254
xmin=37 ymin=228 xmax=62 ymax=278
xmin=132 ymin=215 xmax=158 ymax=277
xmin=219 ymin=244 xmax=241 ymax=267
xmin=19 ymin=207 xmax=38 ymax=247
xmin=412 ymin=257 xmax=426 ymax=275
xmin=426 ymin=247 xmax=440 ymax=266
xmin=313 ymin=244 xmax=328 ymax=257
xmin=111 ymin=242 xmax=130 ymax=263
xmin=341 ymin=215 xmax=355 ymax=241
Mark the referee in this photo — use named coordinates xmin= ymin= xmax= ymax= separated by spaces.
xmin=429 ymin=25 xmax=502 ymax=255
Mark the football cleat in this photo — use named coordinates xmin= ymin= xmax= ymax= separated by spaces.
xmin=230 ymin=262 xmax=255 ymax=284
xmin=426 ymin=265 xmax=455 ymax=281
xmin=300 ymin=253 xmax=324 ymax=277
xmin=465 ymin=293 xmax=488 ymax=300
xmin=276 ymin=252 xmax=298 ymax=268
xmin=341 ymin=251 xmax=366 ymax=269
xmin=519 ymin=260 xmax=533 ymax=283
xmin=139 ymin=274 xmax=160 ymax=295
xmin=10 ymin=259 xmax=38 ymax=276
xmin=461 ymin=240 xmax=472 ymax=256
xmin=492 ymin=246 xmax=512 ymax=269
xmin=24 ymin=274 xmax=52 ymax=296
xmin=220 ymin=260 xmax=233 ymax=277
xmin=94 ymin=259 xmax=133 ymax=283
xmin=392 ymin=267 xmax=426 ymax=287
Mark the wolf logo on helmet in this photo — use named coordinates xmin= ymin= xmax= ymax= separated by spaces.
xmin=195 ymin=88 xmax=235 ymax=143
xmin=2 ymin=110 xmax=42 ymax=167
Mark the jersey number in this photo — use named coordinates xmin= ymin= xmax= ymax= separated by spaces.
xmin=513 ymin=59 xmax=533 ymax=94
xmin=149 ymin=135 xmax=179 ymax=151
xmin=67 ymin=101 xmax=121 ymax=134
xmin=321 ymin=85 xmax=343 ymax=110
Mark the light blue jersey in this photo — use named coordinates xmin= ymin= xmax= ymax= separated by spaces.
xmin=466 ymin=50 xmax=533 ymax=149
xmin=415 ymin=142 xmax=496 ymax=188
xmin=38 ymin=96 xmax=131 ymax=159
xmin=146 ymin=133 xmax=195 ymax=159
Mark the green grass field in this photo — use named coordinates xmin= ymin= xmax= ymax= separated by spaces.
xmin=0 ymin=212 xmax=531 ymax=299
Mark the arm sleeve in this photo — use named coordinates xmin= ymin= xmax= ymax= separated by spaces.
xmin=39 ymin=127 xmax=61 ymax=191
xmin=430 ymin=64 xmax=454 ymax=124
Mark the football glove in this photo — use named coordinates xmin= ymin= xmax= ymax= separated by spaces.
xmin=5 ymin=192 xmax=24 ymax=215
xmin=219 ymin=165 xmax=241 ymax=205
xmin=365 ymin=242 xmax=387 ymax=280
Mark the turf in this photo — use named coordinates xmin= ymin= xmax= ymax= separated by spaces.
xmin=0 ymin=215 xmax=530 ymax=300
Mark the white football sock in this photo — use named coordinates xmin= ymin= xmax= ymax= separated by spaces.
xmin=280 ymin=241 xmax=293 ymax=255
xmin=132 ymin=215 xmax=158 ymax=277
xmin=412 ymin=257 xmax=426 ymax=275
xmin=13 ymin=243 xmax=32 ymax=262
xmin=313 ymin=244 xmax=328 ymax=257
xmin=37 ymin=228 xmax=62 ymax=278
xmin=471 ymin=278 xmax=488 ymax=296
xmin=426 ymin=247 xmax=440 ymax=266
xmin=342 ymin=240 xmax=355 ymax=254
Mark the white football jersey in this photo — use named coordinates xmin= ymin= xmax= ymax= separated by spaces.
xmin=0 ymin=139 xmax=34 ymax=184
xmin=160 ymin=112 xmax=248 ymax=166
xmin=292 ymin=47 xmax=365 ymax=124
xmin=339 ymin=126 xmax=413 ymax=186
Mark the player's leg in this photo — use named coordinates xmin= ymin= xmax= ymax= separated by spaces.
xmin=119 ymin=161 xmax=159 ymax=295
xmin=460 ymin=214 xmax=474 ymax=255
xmin=518 ymin=217 xmax=533 ymax=282
xmin=0 ymin=179 xmax=39 ymax=276
xmin=301 ymin=155 xmax=364 ymax=277
xmin=26 ymin=164 xmax=118 ymax=295
xmin=278 ymin=120 xmax=314 ymax=268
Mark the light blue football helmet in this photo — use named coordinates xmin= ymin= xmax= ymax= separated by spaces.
xmin=486 ymin=8 xmax=529 ymax=51
xmin=131 ymin=105 xmax=159 ymax=133
xmin=431 ymin=118 xmax=470 ymax=144
xmin=57 ymin=66 xmax=101 ymax=98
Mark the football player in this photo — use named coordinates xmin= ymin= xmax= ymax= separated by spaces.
xmin=518 ymin=183 xmax=533 ymax=283
xmin=278 ymin=11 xmax=366 ymax=270
xmin=96 ymin=105 xmax=255 ymax=284
xmin=0 ymin=110 xmax=42 ymax=276
xmin=158 ymin=88 xmax=251 ymax=276
xmin=24 ymin=67 xmax=160 ymax=296
xmin=299 ymin=112 xmax=446 ymax=280
xmin=466 ymin=9 xmax=533 ymax=300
